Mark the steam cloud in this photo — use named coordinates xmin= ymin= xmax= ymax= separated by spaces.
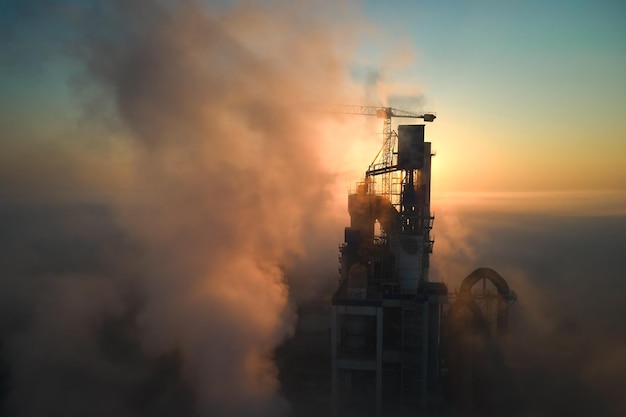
xmin=0 ymin=1 xmax=364 ymax=416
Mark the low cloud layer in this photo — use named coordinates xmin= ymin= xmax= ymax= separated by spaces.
xmin=431 ymin=196 xmax=626 ymax=416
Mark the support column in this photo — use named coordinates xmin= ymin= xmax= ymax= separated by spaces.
xmin=331 ymin=306 xmax=338 ymax=417
xmin=421 ymin=301 xmax=429 ymax=410
xmin=376 ymin=307 xmax=383 ymax=417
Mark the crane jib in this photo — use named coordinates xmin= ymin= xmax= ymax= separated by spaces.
xmin=307 ymin=104 xmax=436 ymax=122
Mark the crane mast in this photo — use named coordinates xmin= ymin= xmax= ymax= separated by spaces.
xmin=309 ymin=104 xmax=435 ymax=204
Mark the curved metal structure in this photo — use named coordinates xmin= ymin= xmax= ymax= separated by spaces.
xmin=459 ymin=267 xmax=514 ymax=299
xmin=444 ymin=268 xmax=518 ymax=410
xmin=452 ymin=268 xmax=517 ymax=336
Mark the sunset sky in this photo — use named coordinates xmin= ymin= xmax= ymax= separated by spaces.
xmin=1 ymin=1 xmax=626 ymax=416
xmin=356 ymin=0 xmax=626 ymax=193
xmin=3 ymin=1 xmax=625 ymax=198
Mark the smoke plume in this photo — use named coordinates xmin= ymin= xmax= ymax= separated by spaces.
xmin=0 ymin=1 xmax=366 ymax=416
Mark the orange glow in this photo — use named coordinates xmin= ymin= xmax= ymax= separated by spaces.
xmin=432 ymin=190 xmax=626 ymax=216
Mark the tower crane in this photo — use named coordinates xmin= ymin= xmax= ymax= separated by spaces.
xmin=310 ymin=104 xmax=436 ymax=201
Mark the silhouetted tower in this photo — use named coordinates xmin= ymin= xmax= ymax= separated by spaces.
xmin=331 ymin=109 xmax=446 ymax=417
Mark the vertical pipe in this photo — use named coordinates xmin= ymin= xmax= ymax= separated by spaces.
xmin=423 ymin=142 xmax=432 ymax=285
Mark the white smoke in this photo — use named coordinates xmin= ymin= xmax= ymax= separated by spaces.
xmin=0 ymin=1 xmax=370 ymax=416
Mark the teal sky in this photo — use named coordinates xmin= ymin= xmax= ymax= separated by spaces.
xmin=357 ymin=0 xmax=626 ymax=192
xmin=1 ymin=0 xmax=625 ymax=194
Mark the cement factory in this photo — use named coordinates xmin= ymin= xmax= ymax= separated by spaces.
xmin=278 ymin=106 xmax=518 ymax=417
